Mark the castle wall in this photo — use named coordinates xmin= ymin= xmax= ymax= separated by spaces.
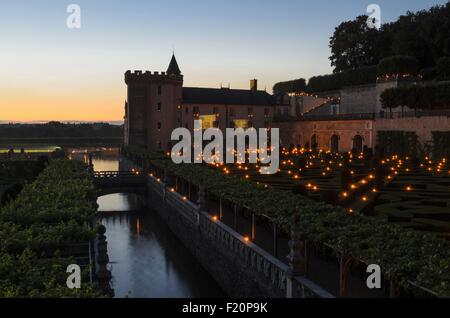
xmin=276 ymin=115 xmax=450 ymax=154
xmin=340 ymin=84 xmax=377 ymax=114
xmin=276 ymin=120 xmax=373 ymax=152
xmin=373 ymin=116 xmax=450 ymax=147
xmin=125 ymin=70 xmax=183 ymax=152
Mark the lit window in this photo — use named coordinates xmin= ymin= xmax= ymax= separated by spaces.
xmin=233 ymin=119 xmax=249 ymax=129
xmin=199 ymin=115 xmax=217 ymax=129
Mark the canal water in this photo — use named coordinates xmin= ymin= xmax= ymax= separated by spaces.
xmin=93 ymin=155 xmax=225 ymax=298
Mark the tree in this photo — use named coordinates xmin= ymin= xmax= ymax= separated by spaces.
xmin=329 ymin=15 xmax=383 ymax=73
xmin=329 ymin=3 xmax=450 ymax=73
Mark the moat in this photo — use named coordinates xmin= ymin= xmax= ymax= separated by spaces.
xmin=93 ymin=155 xmax=225 ymax=298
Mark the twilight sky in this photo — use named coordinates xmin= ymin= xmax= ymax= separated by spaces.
xmin=0 ymin=0 xmax=447 ymax=122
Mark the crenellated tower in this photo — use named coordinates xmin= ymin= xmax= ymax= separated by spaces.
xmin=124 ymin=54 xmax=183 ymax=151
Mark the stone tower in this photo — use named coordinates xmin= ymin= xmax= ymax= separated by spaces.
xmin=124 ymin=54 xmax=183 ymax=151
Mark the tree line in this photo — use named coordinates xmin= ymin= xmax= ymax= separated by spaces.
xmin=274 ymin=3 xmax=450 ymax=94
xmin=0 ymin=122 xmax=123 ymax=139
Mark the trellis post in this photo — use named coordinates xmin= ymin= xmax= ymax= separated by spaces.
xmin=197 ymin=178 xmax=206 ymax=228
xmin=273 ymin=223 xmax=278 ymax=257
xmin=219 ymin=196 xmax=223 ymax=220
xmin=338 ymin=255 xmax=353 ymax=298
xmin=251 ymin=212 xmax=255 ymax=241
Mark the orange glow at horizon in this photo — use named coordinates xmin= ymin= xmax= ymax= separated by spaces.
xmin=1 ymin=86 xmax=125 ymax=122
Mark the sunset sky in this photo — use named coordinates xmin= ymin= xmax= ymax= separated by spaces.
xmin=0 ymin=0 xmax=447 ymax=122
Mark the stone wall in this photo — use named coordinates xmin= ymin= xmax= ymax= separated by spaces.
xmin=374 ymin=116 xmax=450 ymax=148
xmin=340 ymin=84 xmax=377 ymax=114
xmin=144 ymin=174 xmax=331 ymax=298
xmin=276 ymin=120 xmax=373 ymax=152
xmin=276 ymin=115 xmax=450 ymax=154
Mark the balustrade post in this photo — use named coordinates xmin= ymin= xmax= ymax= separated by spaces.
xmin=96 ymin=225 xmax=114 ymax=297
xmin=286 ymin=215 xmax=306 ymax=298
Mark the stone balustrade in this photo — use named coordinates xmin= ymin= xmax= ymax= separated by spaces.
xmin=145 ymin=172 xmax=333 ymax=298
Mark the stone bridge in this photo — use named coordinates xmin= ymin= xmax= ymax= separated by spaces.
xmin=93 ymin=171 xmax=147 ymax=197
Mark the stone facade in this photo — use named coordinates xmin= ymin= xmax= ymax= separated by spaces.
xmin=340 ymin=84 xmax=377 ymax=114
xmin=275 ymin=115 xmax=450 ymax=153
xmin=124 ymin=55 xmax=286 ymax=152
xmin=276 ymin=120 xmax=373 ymax=152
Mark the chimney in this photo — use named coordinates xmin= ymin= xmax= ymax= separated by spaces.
xmin=250 ymin=79 xmax=258 ymax=92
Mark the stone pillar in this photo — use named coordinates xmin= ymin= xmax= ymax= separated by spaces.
xmin=286 ymin=215 xmax=306 ymax=298
xmin=96 ymin=225 xmax=114 ymax=297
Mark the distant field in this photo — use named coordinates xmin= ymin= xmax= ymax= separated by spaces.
xmin=0 ymin=137 xmax=123 ymax=148
xmin=0 ymin=145 xmax=61 ymax=153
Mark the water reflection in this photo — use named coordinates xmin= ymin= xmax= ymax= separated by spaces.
xmin=94 ymin=154 xmax=225 ymax=298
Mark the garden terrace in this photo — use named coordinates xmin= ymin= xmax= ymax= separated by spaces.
xmin=123 ymin=146 xmax=450 ymax=297
xmin=211 ymin=148 xmax=450 ymax=235
xmin=0 ymin=160 xmax=103 ymax=297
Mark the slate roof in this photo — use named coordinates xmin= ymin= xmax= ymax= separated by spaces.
xmin=182 ymin=87 xmax=275 ymax=106
xmin=167 ymin=54 xmax=181 ymax=75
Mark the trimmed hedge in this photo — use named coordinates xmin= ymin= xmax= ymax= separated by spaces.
xmin=432 ymin=131 xmax=450 ymax=159
xmin=377 ymin=56 xmax=419 ymax=76
xmin=0 ymin=160 xmax=103 ymax=297
xmin=381 ymin=81 xmax=450 ymax=110
xmin=307 ymin=65 xmax=377 ymax=93
xmin=377 ymin=131 xmax=418 ymax=157
xmin=273 ymin=78 xmax=306 ymax=95
xmin=124 ymin=146 xmax=450 ymax=297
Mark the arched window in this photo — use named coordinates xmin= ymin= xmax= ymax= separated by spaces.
xmin=330 ymin=135 xmax=339 ymax=153
xmin=353 ymin=135 xmax=363 ymax=153
xmin=311 ymin=134 xmax=318 ymax=150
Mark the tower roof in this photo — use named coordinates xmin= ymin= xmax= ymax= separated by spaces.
xmin=166 ymin=54 xmax=181 ymax=75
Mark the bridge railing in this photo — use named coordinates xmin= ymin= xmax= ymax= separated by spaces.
xmin=93 ymin=171 xmax=141 ymax=178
